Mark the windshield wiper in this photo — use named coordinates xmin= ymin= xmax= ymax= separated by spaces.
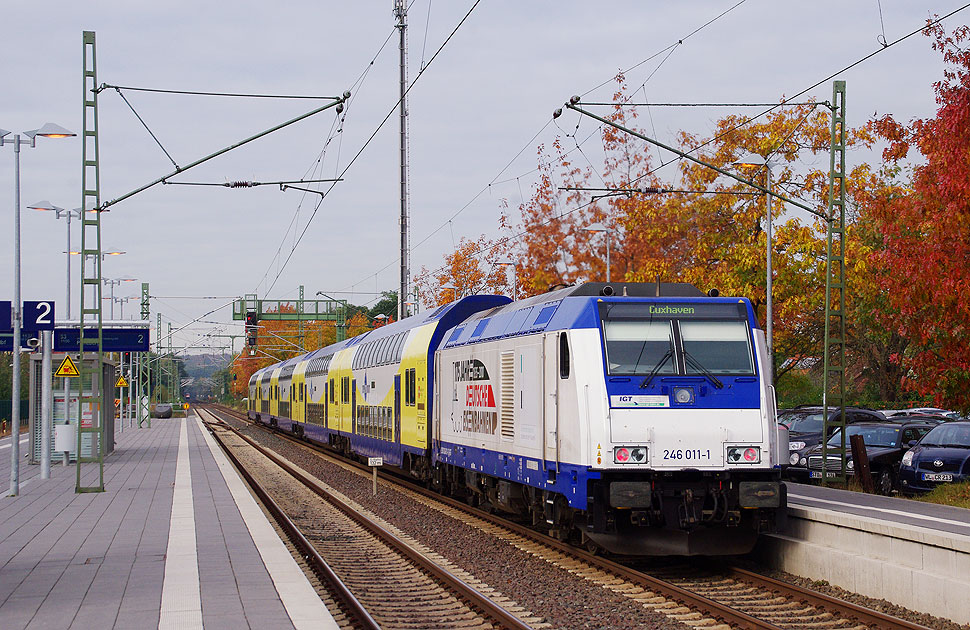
xmin=639 ymin=350 xmax=673 ymax=389
xmin=683 ymin=352 xmax=724 ymax=389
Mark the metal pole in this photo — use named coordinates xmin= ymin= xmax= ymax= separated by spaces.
xmin=606 ymin=232 xmax=611 ymax=283
xmin=41 ymin=330 xmax=52 ymax=479
xmin=128 ymin=353 xmax=134 ymax=428
xmin=64 ymin=213 xmax=72 ymax=435
xmin=65 ymin=212 xmax=72 ymax=319
xmin=118 ymin=352 xmax=124 ymax=433
xmin=10 ymin=134 xmax=23 ymax=496
xmin=395 ymin=0 xmax=409 ymax=321
xmin=765 ymin=166 xmax=774 ymax=384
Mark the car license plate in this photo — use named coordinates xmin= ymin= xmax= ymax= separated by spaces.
xmin=921 ymin=473 xmax=953 ymax=482
xmin=809 ymin=471 xmax=838 ymax=479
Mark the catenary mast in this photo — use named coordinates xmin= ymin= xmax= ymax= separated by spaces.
xmin=395 ymin=0 xmax=410 ymax=320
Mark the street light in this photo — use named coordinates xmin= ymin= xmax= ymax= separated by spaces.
xmin=733 ymin=152 xmax=775 ymax=383
xmin=494 ymin=261 xmax=518 ymax=299
xmin=113 ymin=296 xmax=133 ymax=319
xmin=582 ymin=223 xmax=613 ymax=282
xmin=28 ymin=201 xmax=82 ymax=319
xmin=103 ymin=277 xmax=138 ymax=319
xmin=66 ymin=249 xmax=126 ymax=258
xmin=1 ymin=122 xmax=76 ymax=496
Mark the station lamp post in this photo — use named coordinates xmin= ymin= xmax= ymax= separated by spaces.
xmin=582 ymin=224 xmax=613 ymax=283
xmin=103 ymin=276 xmax=137 ymax=319
xmin=113 ymin=295 xmax=133 ymax=319
xmin=1 ymin=123 xmax=75 ymax=496
xmin=733 ymin=152 xmax=775 ymax=383
xmin=28 ymin=201 xmax=82 ymax=319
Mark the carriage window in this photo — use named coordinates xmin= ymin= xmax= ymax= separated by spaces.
xmin=602 ymin=320 xmax=676 ymax=376
xmin=392 ymin=332 xmax=406 ymax=362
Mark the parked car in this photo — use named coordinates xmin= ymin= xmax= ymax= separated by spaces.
xmin=780 ymin=406 xmax=887 ymax=482
xmin=152 ymin=403 xmax=173 ymax=419
xmin=899 ymin=421 xmax=970 ymax=494
xmin=885 ymin=407 xmax=963 ymax=421
xmin=804 ymin=418 xmax=938 ymax=494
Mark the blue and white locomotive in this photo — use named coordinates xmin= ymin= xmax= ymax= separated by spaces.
xmin=248 ymin=282 xmax=787 ymax=556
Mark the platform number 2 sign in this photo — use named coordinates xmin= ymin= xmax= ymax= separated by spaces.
xmin=23 ymin=301 xmax=56 ymax=331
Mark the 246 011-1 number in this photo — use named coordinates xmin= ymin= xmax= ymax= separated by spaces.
xmin=663 ymin=449 xmax=711 ymax=461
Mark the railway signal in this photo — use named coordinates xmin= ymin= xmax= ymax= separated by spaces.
xmin=246 ymin=311 xmax=258 ymax=347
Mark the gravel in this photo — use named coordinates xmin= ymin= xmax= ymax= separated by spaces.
xmin=223 ymin=416 xmax=692 ymax=630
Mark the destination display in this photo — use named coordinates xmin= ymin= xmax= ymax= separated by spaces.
xmin=600 ymin=301 xmax=748 ymax=320
xmin=54 ymin=328 xmax=150 ymax=352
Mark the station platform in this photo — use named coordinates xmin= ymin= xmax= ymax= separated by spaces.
xmin=0 ymin=412 xmax=335 ymax=630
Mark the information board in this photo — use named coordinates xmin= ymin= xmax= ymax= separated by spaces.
xmin=54 ymin=328 xmax=150 ymax=352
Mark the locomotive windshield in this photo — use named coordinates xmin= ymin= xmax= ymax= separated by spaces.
xmin=600 ymin=302 xmax=755 ymax=376
xmin=602 ymin=320 xmax=676 ymax=375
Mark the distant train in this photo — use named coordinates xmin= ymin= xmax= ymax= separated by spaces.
xmin=248 ymin=282 xmax=787 ymax=555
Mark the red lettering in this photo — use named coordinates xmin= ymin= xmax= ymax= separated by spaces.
xmin=465 ymin=384 xmax=496 ymax=408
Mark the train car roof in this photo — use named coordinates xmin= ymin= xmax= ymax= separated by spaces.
xmin=250 ymin=294 xmax=511 ymax=379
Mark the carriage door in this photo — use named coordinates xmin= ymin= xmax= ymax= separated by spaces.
xmin=352 ymin=379 xmax=357 ymax=435
xmin=543 ymin=332 xmax=560 ymax=470
xmin=394 ymin=374 xmax=401 ymax=443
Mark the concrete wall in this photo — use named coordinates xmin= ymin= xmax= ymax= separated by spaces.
xmin=756 ymin=505 xmax=970 ymax=624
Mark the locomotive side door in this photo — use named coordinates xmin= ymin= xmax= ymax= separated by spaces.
xmin=543 ymin=332 xmax=560 ymax=470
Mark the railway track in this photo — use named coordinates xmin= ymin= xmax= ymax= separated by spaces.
xmin=196 ymin=406 xmax=539 ymax=630
xmin=202 ymin=404 xmax=935 ymax=630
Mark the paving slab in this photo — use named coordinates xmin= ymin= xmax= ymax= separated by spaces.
xmin=0 ymin=411 xmax=333 ymax=630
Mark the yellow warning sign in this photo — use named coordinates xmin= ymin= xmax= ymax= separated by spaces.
xmin=116 ymin=375 xmax=129 ymax=388
xmin=54 ymin=355 xmax=80 ymax=378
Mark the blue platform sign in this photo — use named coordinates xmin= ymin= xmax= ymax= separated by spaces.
xmin=54 ymin=328 xmax=150 ymax=352
xmin=23 ymin=300 xmax=56 ymax=331
xmin=0 ymin=334 xmax=34 ymax=351
xmin=0 ymin=301 xmax=10 ymax=331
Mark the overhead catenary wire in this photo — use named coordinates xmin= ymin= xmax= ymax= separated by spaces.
xmin=163 ymin=178 xmax=342 ymax=188
xmin=408 ymin=5 xmax=970 ymax=291
xmin=252 ymin=0 xmax=420 ymax=299
xmin=98 ymin=84 xmax=342 ymax=99
xmin=260 ymin=0 xmax=484 ymax=297
xmin=599 ymin=3 xmax=970 ymax=192
xmin=336 ymin=1 xmax=746 ymax=295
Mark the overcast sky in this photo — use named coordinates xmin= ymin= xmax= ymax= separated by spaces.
xmin=1 ymin=1 xmax=965 ymax=353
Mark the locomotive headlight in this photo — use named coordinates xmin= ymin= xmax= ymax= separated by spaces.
xmin=727 ymin=446 xmax=761 ymax=464
xmin=789 ymin=441 xmax=806 ymax=451
xmin=614 ymin=447 xmax=630 ymax=463
xmin=789 ymin=452 xmax=800 ymax=466
xmin=846 ymin=459 xmax=854 ymax=470
xmin=673 ymin=387 xmax=694 ymax=404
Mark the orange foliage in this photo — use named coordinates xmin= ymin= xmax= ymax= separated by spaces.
xmin=415 ymin=235 xmax=514 ymax=306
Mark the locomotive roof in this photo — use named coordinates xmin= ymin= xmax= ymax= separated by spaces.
xmin=442 ymin=282 xmax=734 ymax=348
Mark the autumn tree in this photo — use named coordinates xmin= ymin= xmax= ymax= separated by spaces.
xmin=414 ymin=234 xmax=513 ymax=306
xmin=866 ymin=23 xmax=970 ymax=411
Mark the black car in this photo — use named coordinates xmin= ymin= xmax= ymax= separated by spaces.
xmin=780 ymin=406 xmax=887 ymax=481
xmin=804 ymin=419 xmax=938 ymax=494
xmin=899 ymin=421 xmax=970 ymax=494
